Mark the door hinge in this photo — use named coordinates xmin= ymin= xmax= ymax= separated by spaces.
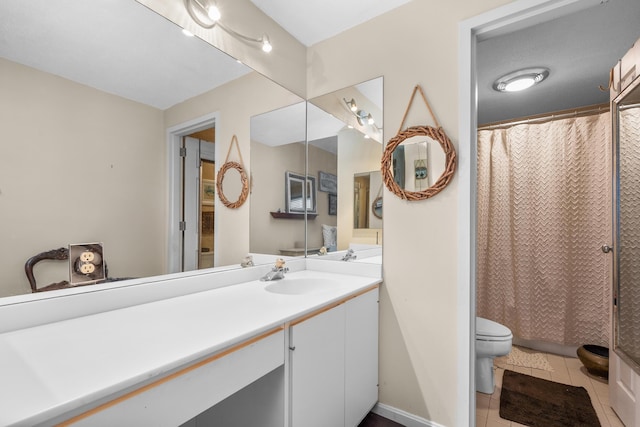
xmin=179 ymin=221 xmax=186 ymax=231
xmin=179 ymin=147 xmax=187 ymax=157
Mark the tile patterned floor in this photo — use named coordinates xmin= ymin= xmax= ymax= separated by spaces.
xmin=476 ymin=349 xmax=625 ymax=427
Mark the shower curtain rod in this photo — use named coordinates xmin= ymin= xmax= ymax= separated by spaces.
xmin=619 ymin=102 xmax=640 ymax=111
xmin=478 ymin=103 xmax=610 ymax=131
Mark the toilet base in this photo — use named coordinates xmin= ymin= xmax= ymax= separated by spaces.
xmin=476 ymin=356 xmax=496 ymax=394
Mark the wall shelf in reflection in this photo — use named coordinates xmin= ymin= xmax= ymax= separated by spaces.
xmin=270 ymin=212 xmax=317 ymax=220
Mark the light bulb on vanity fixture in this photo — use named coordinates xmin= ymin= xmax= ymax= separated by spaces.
xmin=183 ymin=0 xmax=273 ymax=53
xmin=261 ymin=34 xmax=273 ymax=53
xmin=345 ymin=98 xmax=358 ymax=112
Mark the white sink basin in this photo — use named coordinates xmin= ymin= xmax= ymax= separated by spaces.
xmin=264 ymin=278 xmax=342 ymax=295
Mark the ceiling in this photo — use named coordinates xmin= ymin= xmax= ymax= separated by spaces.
xmin=0 ymin=0 xmax=252 ymax=110
xmin=249 ymin=0 xmax=412 ymax=47
xmin=1 ymin=0 xmax=639 ymax=123
xmin=477 ymin=0 xmax=640 ymax=124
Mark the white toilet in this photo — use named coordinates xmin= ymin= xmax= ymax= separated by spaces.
xmin=476 ymin=317 xmax=512 ymax=394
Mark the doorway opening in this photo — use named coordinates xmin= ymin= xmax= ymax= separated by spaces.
xmin=182 ymin=129 xmax=216 ymax=271
xmin=166 ymin=112 xmax=219 ymax=274
xmin=458 ymin=1 xmax=609 ymax=425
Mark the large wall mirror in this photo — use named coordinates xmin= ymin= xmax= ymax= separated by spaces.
xmin=0 ymin=0 xmax=305 ymax=297
xmin=306 ymin=77 xmax=384 ymax=259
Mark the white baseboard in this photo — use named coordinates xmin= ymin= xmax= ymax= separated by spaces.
xmin=372 ymin=402 xmax=445 ymax=427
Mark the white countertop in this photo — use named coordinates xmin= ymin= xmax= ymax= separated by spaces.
xmin=0 ymin=269 xmax=380 ymax=426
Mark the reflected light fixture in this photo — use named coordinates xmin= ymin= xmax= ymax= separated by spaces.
xmin=493 ymin=67 xmax=549 ymax=92
xmin=343 ymin=97 xmax=381 ymax=133
xmin=184 ymin=0 xmax=273 ymax=53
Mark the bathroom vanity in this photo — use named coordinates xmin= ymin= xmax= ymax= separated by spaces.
xmin=0 ymin=261 xmax=380 ymax=426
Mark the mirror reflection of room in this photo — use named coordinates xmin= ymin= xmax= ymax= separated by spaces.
xmin=306 ymin=77 xmax=384 ymax=253
xmin=0 ymin=0 xmax=305 ymax=296
xmin=391 ymin=136 xmax=446 ymax=192
xmin=249 ymin=102 xmax=308 ymax=257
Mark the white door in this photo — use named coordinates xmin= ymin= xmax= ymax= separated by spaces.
xmin=183 ymin=137 xmax=215 ymax=271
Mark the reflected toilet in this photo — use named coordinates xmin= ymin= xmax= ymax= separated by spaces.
xmin=476 ymin=317 xmax=512 ymax=394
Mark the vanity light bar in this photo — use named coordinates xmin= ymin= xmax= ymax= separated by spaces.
xmin=183 ymin=0 xmax=273 ymax=53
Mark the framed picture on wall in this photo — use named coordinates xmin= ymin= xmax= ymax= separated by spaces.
xmin=328 ymin=193 xmax=337 ymax=215
xmin=201 ymin=211 xmax=214 ymax=234
xmin=202 ymin=179 xmax=215 ymax=206
xmin=318 ymin=171 xmax=337 ymax=193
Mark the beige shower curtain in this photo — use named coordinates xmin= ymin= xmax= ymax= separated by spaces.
xmin=476 ymin=112 xmax=611 ymax=347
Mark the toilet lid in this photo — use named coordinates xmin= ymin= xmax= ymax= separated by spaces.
xmin=476 ymin=317 xmax=512 ymax=340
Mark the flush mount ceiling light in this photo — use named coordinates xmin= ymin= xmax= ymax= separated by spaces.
xmin=493 ymin=67 xmax=549 ymax=92
xmin=183 ymin=0 xmax=273 ymax=53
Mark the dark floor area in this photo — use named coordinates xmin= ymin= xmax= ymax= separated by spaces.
xmin=358 ymin=412 xmax=405 ymax=427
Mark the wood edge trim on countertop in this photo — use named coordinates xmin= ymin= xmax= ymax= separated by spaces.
xmin=289 ymin=283 xmax=380 ymax=327
xmin=57 ymin=326 xmax=284 ymax=426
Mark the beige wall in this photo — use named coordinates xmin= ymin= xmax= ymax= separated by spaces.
xmin=307 ymin=1 xmax=512 ymax=425
xmin=307 ymin=144 xmax=338 ymax=249
xmin=0 ymin=58 xmax=165 ymax=296
xmin=0 ymin=59 xmax=299 ymax=296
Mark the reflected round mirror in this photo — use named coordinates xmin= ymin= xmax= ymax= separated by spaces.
xmin=216 ymin=162 xmax=248 ymax=209
xmin=372 ymin=196 xmax=383 ymax=219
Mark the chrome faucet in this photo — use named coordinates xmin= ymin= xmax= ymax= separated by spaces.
xmin=341 ymin=248 xmax=357 ymax=261
xmin=260 ymin=258 xmax=289 ymax=281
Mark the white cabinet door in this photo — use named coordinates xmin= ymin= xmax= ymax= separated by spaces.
xmin=290 ymin=304 xmax=346 ymax=427
xmin=345 ymin=288 xmax=379 ymax=426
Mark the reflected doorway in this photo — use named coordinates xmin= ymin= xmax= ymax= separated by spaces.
xmin=353 ymin=173 xmax=370 ymax=229
xmin=182 ymin=128 xmax=215 ymax=271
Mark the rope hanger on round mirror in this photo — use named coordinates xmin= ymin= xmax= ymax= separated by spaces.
xmin=381 ymin=84 xmax=457 ymax=201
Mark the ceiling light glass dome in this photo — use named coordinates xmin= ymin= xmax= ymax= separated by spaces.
xmin=493 ymin=68 xmax=550 ymax=92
